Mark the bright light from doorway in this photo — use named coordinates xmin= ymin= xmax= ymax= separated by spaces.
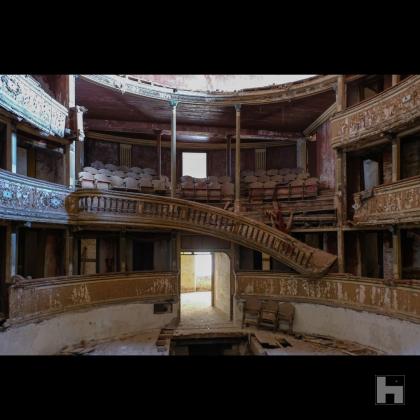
xmin=194 ymin=253 xmax=212 ymax=277
xmin=182 ymin=152 xmax=207 ymax=178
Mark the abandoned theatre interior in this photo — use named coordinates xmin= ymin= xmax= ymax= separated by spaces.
xmin=0 ymin=74 xmax=419 ymax=356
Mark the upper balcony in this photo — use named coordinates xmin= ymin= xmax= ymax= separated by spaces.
xmin=0 ymin=75 xmax=68 ymax=137
xmin=331 ymin=75 xmax=420 ymax=150
xmin=352 ymin=175 xmax=420 ymax=226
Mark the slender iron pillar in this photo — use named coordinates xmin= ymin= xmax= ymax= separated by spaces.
xmin=226 ymin=135 xmax=232 ymax=177
xmin=6 ymin=124 xmax=17 ymax=173
xmin=155 ymin=129 xmax=162 ymax=178
xmin=234 ymin=104 xmax=241 ymax=212
xmin=170 ymin=100 xmax=178 ymax=198
xmin=5 ymin=223 xmax=17 ymax=283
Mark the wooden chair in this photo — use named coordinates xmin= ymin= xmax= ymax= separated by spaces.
xmin=258 ymin=300 xmax=279 ymax=331
xmin=277 ymin=302 xmax=295 ymax=334
xmin=241 ymin=297 xmax=262 ymax=328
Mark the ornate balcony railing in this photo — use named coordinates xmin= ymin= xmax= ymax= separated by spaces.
xmin=0 ymin=169 xmax=69 ymax=223
xmin=0 ymin=75 xmax=68 ymax=137
xmin=331 ymin=75 xmax=420 ymax=149
xmin=352 ymin=175 xmax=420 ymax=225
xmin=8 ymin=271 xmax=178 ymax=325
xmin=236 ymin=272 xmax=420 ymax=323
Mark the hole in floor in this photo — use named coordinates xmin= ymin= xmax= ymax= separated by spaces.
xmin=170 ymin=335 xmax=251 ymax=356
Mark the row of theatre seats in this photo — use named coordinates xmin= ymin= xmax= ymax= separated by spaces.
xmin=180 ymin=175 xmax=234 ymax=202
xmin=241 ymin=168 xmax=320 ymax=201
xmin=77 ymin=161 xmax=320 ymax=202
xmin=78 ymin=161 xmax=170 ymax=193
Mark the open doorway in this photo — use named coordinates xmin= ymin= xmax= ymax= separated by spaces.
xmin=180 ymin=251 xmax=231 ymax=326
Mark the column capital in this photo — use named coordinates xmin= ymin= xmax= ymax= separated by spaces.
xmin=169 ymin=99 xmax=179 ymax=109
xmin=234 ymin=104 xmax=241 ymax=112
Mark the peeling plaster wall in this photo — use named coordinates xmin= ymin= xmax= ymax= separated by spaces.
xmin=315 ymin=121 xmax=335 ymax=189
xmin=0 ymin=301 xmax=178 ymax=355
xmin=181 ymin=254 xmax=195 ymax=292
xmin=382 ymin=146 xmax=393 ymax=184
xmin=214 ymin=252 xmax=231 ymax=316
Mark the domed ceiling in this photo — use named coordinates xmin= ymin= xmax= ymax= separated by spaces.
xmin=132 ymin=75 xmax=316 ymax=93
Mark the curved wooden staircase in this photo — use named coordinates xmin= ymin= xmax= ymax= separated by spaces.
xmin=69 ymin=190 xmax=337 ymax=277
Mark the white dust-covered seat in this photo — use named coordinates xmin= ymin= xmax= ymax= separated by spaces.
xmin=94 ymin=174 xmax=112 ymax=190
xmin=110 ymin=175 xmax=124 ymax=189
xmin=83 ymin=166 xmax=99 ymax=175
xmin=130 ymin=167 xmax=143 ymax=174
xmin=126 ymin=171 xmax=141 ymax=179
xmin=208 ymin=181 xmax=221 ymax=200
xmin=143 ymin=168 xmax=156 ymax=176
xmin=207 ymin=176 xmax=219 ymax=183
xmin=284 ymin=173 xmax=297 ymax=183
xmin=221 ymin=182 xmax=234 ymax=200
xmin=139 ymin=178 xmax=153 ymax=192
xmin=263 ymin=180 xmax=277 ymax=200
xmin=152 ymin=179 xmax=167 ymax=192
xmin=78 ymin=172 xmax=95 ymax=189
xmin=243 ymin=175 xmax=258 ymax=184
xmin=257 ymin=175 xmax=270 ymax=183
xmin=113 ymin=170 xmax=127 ymax=178
xmin=98 ymin=168 xmax=112 ymax=176
xmin=124 ymin=177 xmax=140 ymax=191
xmin=119 ymin=165 xmax=129 ymax=172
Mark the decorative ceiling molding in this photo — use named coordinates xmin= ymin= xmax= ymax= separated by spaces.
xmin=79 ymin=74 xmax=338 ymax=106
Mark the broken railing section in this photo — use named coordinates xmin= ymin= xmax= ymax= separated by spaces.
xmin=70 ymin=190 xmax=337 ymax=277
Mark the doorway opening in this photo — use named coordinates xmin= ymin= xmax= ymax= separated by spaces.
xmin=180 ymin=251 xmax=231 ymax=326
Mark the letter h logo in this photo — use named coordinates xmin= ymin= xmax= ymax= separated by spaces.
xmin=375 ymin=375 xmax=405 ymax=405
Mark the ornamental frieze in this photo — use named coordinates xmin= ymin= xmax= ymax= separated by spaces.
xmin=0 ymin=75 xmax=68 ymax=137
xmin=331 ymin=76 xmax=420 ymax=148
